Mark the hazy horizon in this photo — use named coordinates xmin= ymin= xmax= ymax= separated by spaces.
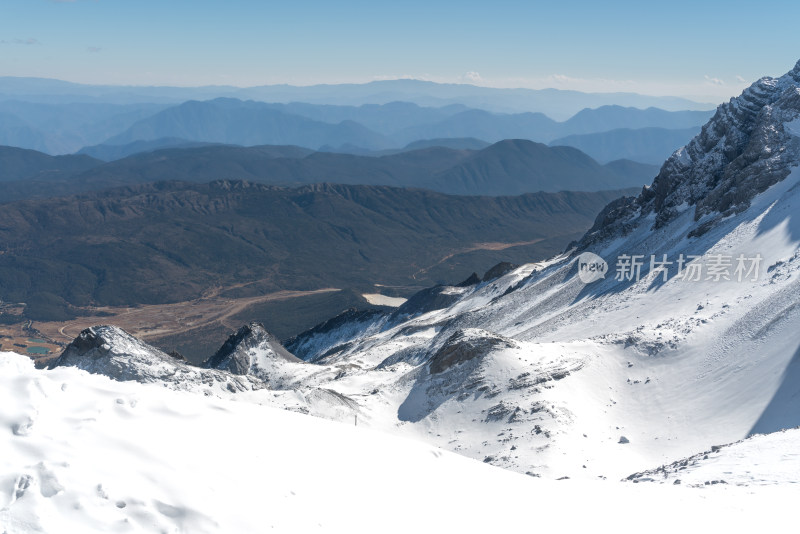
xmin=2 ymin=0 xmax=799 ymax=103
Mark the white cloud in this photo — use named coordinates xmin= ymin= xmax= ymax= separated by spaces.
xmin=87 ymin=46 xmax=102 ymax=53
xmin=371 ymin=74 xmax=418 ymax=81
xmin=539 ymin=73 xmax=639 ymax=91
xmin=463 ymin=71 xmax=482 ymax=82
xmin=736 ymin=75 xmax=747 ymax=83
xmin=547 ymin=74 xmax=581 ymax=85
xmin=704 ymin=75 xmax=725 ymax=86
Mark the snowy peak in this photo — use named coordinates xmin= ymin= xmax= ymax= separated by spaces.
xmin=203 ymin=322 xmax=303 ymax=378
xmin=49 ymin=323 xmax=310 ymax=394
xmin=49 ymin=325 xmax=177 ymax=381
xmin=581 ymin=59 xmax=800 ymax=246
xmin=49 ymin=325 xmax=266 ymax=393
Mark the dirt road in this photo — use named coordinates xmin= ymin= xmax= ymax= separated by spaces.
xmin=36 ymin=288 xmax=341 ymax=342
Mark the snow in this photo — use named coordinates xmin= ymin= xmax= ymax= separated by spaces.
xmin=276 ymin=165 xmax=800 ymax=482
xmin=2 ymin=351 xmax=799 ymax=534
xmin=6 ymin=63 xmax=800 ymax=532
xmin=361 ymin=293 xmax=407 ymax=307
xmin=628 ymin=427 xmax=800 ymax=487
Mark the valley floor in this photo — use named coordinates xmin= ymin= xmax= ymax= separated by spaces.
xmin=0 ymin=287 xmax=344 ymax=366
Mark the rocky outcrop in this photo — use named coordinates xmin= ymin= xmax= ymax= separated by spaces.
xmin=392 ymin=284 xmax=471 ymax=320
xmin=51 ymin=325 xmax=179 ymax=382
xmin=285 ymin=308 xmax=388 ymax=362
xmin=203 ymin=322 xmax=302 ymax=375
xmin=482 ymin=262 xmax=519 ymax=282
xmin=49 ymin=325 xmax=264 ymax=392
xmin=580 ymin=59 xmax=800 ymax=248
xmin=429 ymin=329 xmax=517 ymax=374
xmin=456 ymin=272 xmax=481 ymax=287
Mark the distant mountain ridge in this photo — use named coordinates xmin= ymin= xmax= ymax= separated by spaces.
xmin=394 ymin=105 xmax=712 ymax=146
xmin=550 ymin=127 xmax=701 ymax=164
xmin=77 ymin=137 xmax=218 ymax=161
xmin=0 ymin=101 xmax=168 ymax=154
xmin=105 ymin=98 xmax=714 ymax=152
xmin=0 ymin=75 xmax=713 ymax=119
xmin=0 ymin=146 xmax=100 ymax=182
xmin=430 ymin=139 xmax=652 ymax=195
xmin=0 ymin=84 xmax=713 ymax=163
xmin=0 ymin=140 xmax=658 ymax=201
xmin=103 ymin=98 xmax=395 ymax=150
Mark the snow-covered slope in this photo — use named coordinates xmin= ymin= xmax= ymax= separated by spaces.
xmin=626 ymin=427 xmax=800 ymax=487
xmin=248 ymin=59 xmax=800 ymax=480
xmin=2 ymin=351 xmax=798 ymax=534
xmin=6 ymin=60 xmax=800 ymax=532
xmin=48 ymin=324 xmax=365 ymax=423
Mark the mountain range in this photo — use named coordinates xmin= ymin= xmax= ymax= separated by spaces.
xmin=21 ymin=57 xmax=800 ymax=483
xmin=0 ymin=146 xmax=99 ymax=183
xmin=0 ymin=88 xmax=712 ymax=159
xmin=0 ymin=76 xmax=713 ymax=119
xmin=0 ymin=140 xmax=658 ymax=201
xmin=3 ymin=61 xmax=800 ymax=533
xmin=0 ymin=181 xmax=634 ymax=327
xmin=0 ymin=101 xmax=168 ymax=154
xmin=550 ymin=126 xmax=702 ymax=164
xmin=98 ymin=98 xmax=713 ymax=153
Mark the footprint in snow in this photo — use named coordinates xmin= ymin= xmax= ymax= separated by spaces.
xmin=11 ymin=416 xmax=35 ymax=436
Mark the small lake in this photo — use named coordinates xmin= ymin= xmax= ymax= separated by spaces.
xmin=26 ymin=346 xmax=50 ymax=355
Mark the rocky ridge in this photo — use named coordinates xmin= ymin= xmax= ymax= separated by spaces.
xmin=580 ymin=60 xmax=800 ymax=247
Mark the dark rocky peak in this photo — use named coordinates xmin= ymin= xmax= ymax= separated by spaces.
xmin=456 ymin=272 xmax=481 ymax=287
xmin=48 ymin=325 xmax=261 ymax=393
xmin=203 ymin=322 xmax=301 ymax=375
xmin=391 ymin=284 xmax=471 ymax=321
xmin=579 ymin=59 xmax=800 ymax=248
xmin=482 ymin=262 xmax=519 ymax=282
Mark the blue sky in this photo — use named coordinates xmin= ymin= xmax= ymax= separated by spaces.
xmin=1 ymin=0 xmax=798 ymax=102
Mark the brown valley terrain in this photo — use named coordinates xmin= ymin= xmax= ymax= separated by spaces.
xmin=0 ymin=180 xmax=637 ymax=361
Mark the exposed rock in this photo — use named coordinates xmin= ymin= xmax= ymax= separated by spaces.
xmin=485 ymin=402 xmax=523 ymax=423
xmin=203 ymin=322 xmax=302 ymax=375
xmin=285 ymin=308 xmax=388 ymax=362
xmin=49 ymin=325 xmax=264 ymax=392
xmin=574 ymin=194 xmax=640 ymax=250
xmin=429 ymin=329 xmax=517 ymax=374
xmin=168 ymin=350 xmax=187 ymax=361
xmin=482 ymin=262 xmax=519 ymax=282
xmin=579 ymin=59 xmax=800 ymax=249
xmin=456 ymin=272 xmax=481 ymax=287
xmin=392 ymin=284 xmax=470 ymax=320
